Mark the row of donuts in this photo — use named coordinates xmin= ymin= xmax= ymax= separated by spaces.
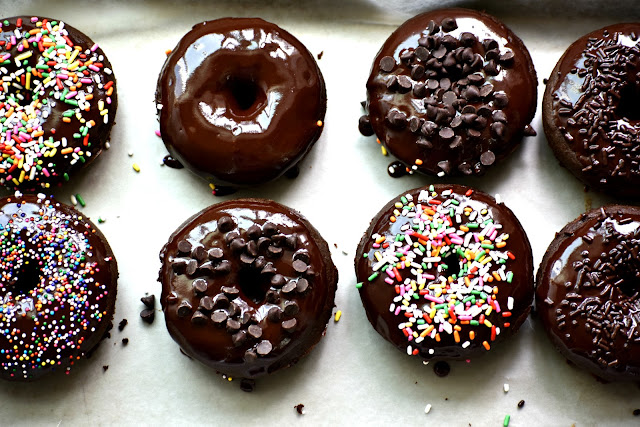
xmin=0 ymin=9 xmax=637 ymax=389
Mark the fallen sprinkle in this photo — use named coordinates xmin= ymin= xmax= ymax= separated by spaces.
xmin=70 ymin=194 xmax=78 ymax=206
xmin=132 ymin=163 xmax=141 ymax=173
xmin=424 ymin=403 xmax=432 ymax=414
xmin=75 ymin=194 xmax=86 ymax=207
xmin=504 ymin=383 xmax=509 ymax=393
xmin=334 ymin=310 xmax=342 ymax=322
xmin=503 ymin=414 xmax=510 ymax=426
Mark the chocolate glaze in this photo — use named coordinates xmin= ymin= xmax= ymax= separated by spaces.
xmin=0 ymin=194 xmax=118 ymax=380
xmin=156 ymin=18 xmax=326 ymax=187
xmin=0 ymin=16 xmax=117 ymax=190
xmin=537 ymin=205 xmax=640 ymax=381
xmin=365 ymin=9 xmax=537 ymax=177
xmin=543 ymin=24 xmax=640 ymax=198
xmin=159 ymin=199 xmax=337 ymax=381
xmin=355 ymin=184 xmax=533 ymax=360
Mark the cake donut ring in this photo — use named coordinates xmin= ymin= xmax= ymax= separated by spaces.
xmin=355 ymin=184 xmax=534 ymax=361
xmin=543 ymin=23 xmax=640 ymax=198
xmin=0 ymin=192 xmax=118 ymax=381
xmin=537 ymin=205 xmax=640 ymax=381
xmin=0 ymin=16 xmax=117 ymax=190
xmin=156 ymin=18 xmax=326 ymax=191
xmin=361 ymin=8 xmax=537 ymax=178
xmin=159 ymin=198 xmax=338 ymax=390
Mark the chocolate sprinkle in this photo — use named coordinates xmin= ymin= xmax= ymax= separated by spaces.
xmin=518 ymin=400 xmax=525 ymax=408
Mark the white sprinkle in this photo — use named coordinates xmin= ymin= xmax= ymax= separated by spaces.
xmin=128 ymin=151 xmax=133 ymax=157
xmin=508 ymin=296 xmax=514 ymax=311
xmin=437 ymin=171 xmax=445 ymax=177
xmin=105 ymin=141 xmax=111 ymax=149
xmin=70 ymin=194 xmax=77 ymax=206
xmin=495 ymin=193 xmax=502 ymax=204
xmin=504 ymin=383 xmax=510 ymax=393
xmin=424 ymin=404 xmax=432 ymax=414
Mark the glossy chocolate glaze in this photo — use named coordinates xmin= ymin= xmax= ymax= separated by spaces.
xmin=355 ymin=184 xmax=533 ymax=360
xmin=159 ymin=199 xmax=337 ymax=381
xmin=366 ymin=9 xmax=537 ymax=177
xmin=156 ymin=18 xmax=326 ymax=187
xmin=0 ymin=194 xmax=118 ymax=380
xmin=537 ymin=205 xmax=640 ymax=381
xmin=543 ymin=24 xmax=640 ymax=198
xmin=0 ymin=16 xmax=117 ymax=190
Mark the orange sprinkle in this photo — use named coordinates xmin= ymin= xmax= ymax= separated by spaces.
xmin=165 ymin=49 xmax=173 ymax=55
xmin=435 ymin=333 xmax=441 ymax=342
xmin=106 ymin=87 xmax=113 ymax=96
xmin=390 ymin=216 xmax=396 ymax=223
xmin=469 ymin=330 xmax=476 ymax=340
xmin=60 ymin=148 xmax=73 ymax=155
xmin=492 ymin=271 xmax=502 ymax=281
xmin=85 ymin=94 xmax=93 ymax=101
xmin=62 ymin=117 xmax=71 ymax=123
xmin=415 ymin=158 xmax=423 ymax=165
xmin=482 ymin=341 xmax=490 ymax=350
xmin=496 ymin=241 xmax=506 ymax=248
xmin=454 ymin=330 xmax=460 ymax=343
xmin=316 ymin=120 xmax=323 ymax=127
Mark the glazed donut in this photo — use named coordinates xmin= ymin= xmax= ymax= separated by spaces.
xmin=159 ymin=199 xmax=337 ymax=389
xmin=361 ymin=8 xmax=537 ymax=178
xmin=156 ymin=18 xmax=326 ymax=190
xmin=537 ymin=205 xmax=640 ymax=381
xmin=0 ymin=16 xmax=117 ymax=190
xmin=543 ymin=24 xmax=640 ymax=198
xmin=355 ymin=184 xmax=534 ymax=360
xmin=0 ymin=192 xmax=118 ymax=381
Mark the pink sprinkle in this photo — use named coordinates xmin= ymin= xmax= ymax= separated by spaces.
xmin=394 ymin=306 xmax=401 ymax=316
xmin=1 ymin=53 xmax=10 ymax=61
xmin=65 ymin=91 xmax=77 ymax=99
xmin=155 ymin=130 xmax=161 ymax=137
xmin=10 ymin=36 xmax=16 ymax=45
xmin=31 ymin=17 xmax=38 ymax=23
xmin=424 ymin=274 xmax=435 ymax=280
xmin=407 ymin=332 xmax=413 ymax=341
xmin=57 ymin=74 xmax=69 ymax=80
xmin=5 ymin=175 xmax=11 ymax=180
xmin=19 ymin=132 xmax=30 ymax=140
xmin=90 ymin=43 xmax=99 ymax=52
xmin=386 ymin=268 xmax=395 ymax=278
xmin=490 ymin=230 xmax=498 ymax=241
xmin=107 ymin=97 xmax=111 ymax=104
xmin=372 ymin=243 xmax=380 ymax=249
xmin=399 ymin=287 xmax=405 ymax=296
xmin=88 ymin=65 xmax=100 ymax=72
xmin=42 ymin=168 xmax=50 ymax=177
xmin=384 ymin=277 xmax=394 ymax=285
xmin=35 ymin=33 xmax=42 ymax=42
xmin=424 ymin=294 xmax=444 ymax=304
xmin=80 ymin=78 xmax=92 ymax=84
xmin=450 ymin=236 xmax=463 ymax=245
xmin=459 ymin=315 xmax=472 ymax=321
xmin=438 ymin=324 xmax=444 ymax=332
xmin=494 ymin=300 xmax=501 ymax=313
xmin=473 ymin=233 xmax=480 ymax=243
xmin=74 ymin=147 xmax=81 ymax=153
xmin=17 ymin=44 xmax=23 ymax=53
xmin=479 ymin=277 xmax=484 ymax=287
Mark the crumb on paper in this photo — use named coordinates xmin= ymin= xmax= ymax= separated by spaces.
xmin=295 ymin=404 xmax=305 ymax=415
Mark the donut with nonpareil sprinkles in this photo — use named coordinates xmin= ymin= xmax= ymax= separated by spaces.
xmin=537 ymin=206 xmax=640 ymax=381
xmin=355 ymin=184 xmax=534 ymax=361
xmin=0 ymin=16 xmax=117 ymax=190
xmin=156 ymin=18 xmax=326 ymax=192
xmin=361 ymin=9 xmax=537 ymax=178
xmin=543 ymin=24 xmax=640 ymax=198
xmin=0 ymin=193 xmax=118 ymax=381
xmin=159 ymin=199 xmax=337 ymax=390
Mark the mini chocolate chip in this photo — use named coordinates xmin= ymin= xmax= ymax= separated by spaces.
xmin=199 ymin=261 xmax=216 ymax=274
xmin=246 ymin=240 xmax=259 ymax=257
xmin=458 ymin=162 xmax=473 ymax=175
xmin=461 ymin=47 xmax=474 ymax=63
xmin=224 ymin=231 xmax=240 ymax=244
xmin=437 ymin=160 xmax=451 ymax=174
xmin=267 ymin=245 xmax=283 ymax=258
xmin=479 ymin=84 xmax=494 ymax=98
xmin=268 ymin=306 xmax=283 ymax=322
xmin=266 ymin=289 xmax=280 ymax=303
xmin=171 ymin=257 xmax=188 ymax=272
xmin=386 ymin=75 xmax=398 ymax=91
xmin=386 ymin=109 xmax=407 ymax=129
xmin=248 ymin=324 xmax=263 ymax=339
xmin=482 ymin=39 xmax=499 ymax=52
xmin=192 ymin=278 xmax=208 ymax=294
xmin=214 ymin=260 xmax=231 ymax=274
xmin=240 ymin=252 xmax=256 ymax=265
xmin=244 ymin=350 xmax=258 ymax=363
xmin=438 ymin=77 xmax=451 ymax=91
xmin=261 ymin=262 xmax=277 ymax=276
xmin=185 ymin=259 xmax=198 ymax=276
xmin=291 ymin=260 xmax=307 ymax=274
xmin=199 ymin=296 xmax=214 ymax=312
xmin=400 ymin=50 xmax=414 ymax=62
xmin=417 ymin=138 xmax=433 ymax=149
xmin=494 ymin=92 xmax=509 ymax=107
xmin=256 ymin=340 xmax=273 ymax=356
xmin=262 ymin=221 xmax=278 ymax=236
xmin=484 ymin=60 xmax=499 ymax=76
xmin=473 ymin=115 xmax=488 ymax=130
xmin=166 ymin=291 xmax=178 ymax=305
xmin=441 ymin=17 xmax=457 ymax=32
xmin=415 ymin=46 xmax=430 ymax=61
xmin=240 ymin=311 xmax=251 ymax=325
xmin=449 ymin=136 xmax=462 ymax=149
xmin=140 ymin=308 xmax=155 ymax=324
xmin=476 ymin=106 xmax=492 ymax=117
xmin=380 ymin=56 xmax=396 ymax=72
xmin=177 ymin=301 xmax=193 ymax=317
xmin=439 ymin=127 xmax=454 ymax=140
xmin=427 ymin=20 xmax=439 ymax=35
xmin=411 ymin=64 xmax=425 ymax=80
xmin=230 ymin=238 xmax=246 ymax=253
xmin=118 ymin=319 xmax=128 ymax=332
xmin=282 ymin=318 xmax=297 ymax=333
xmin=467 ymin=128 xmax=481 ymax=139
xmin=480 ymin=150 xmax=496 ymax=166
xmin=409 ymin=116 xmax=422 ymax=133
xmin=464 ymin=85 xmax=480 ymax=100
xmin=190 ymin=245 xmax=206 ymax=262
xmin=221 ymin=286 xmax=240 ymax=297
xmin=441 ymin=91 xmax=456 ymax=106
xmin=243 ymin=224 xmax=260 ymax=240
xmin=282 ymin=281 xmax=297 ymax=295
xmin=467 ymin=73 xmax=484 ymax=85
xmin=460 ymin=32 xmax=477 ymax=46
xmin=442 ymin=52 xmax=456 ymax=68
xmin=122 ymin=338 xmax=129 ymax=346
xmin=228 ymin=302 xmax=238 ymax=316
xmin=413 ymin=82 xmax=427 ymax=98
xmin=191 ymin=311 xmax=208 ymax=325
xmin=491 ymin=110 xmax=507 ymax=123
xmin=421 ymin=120 xmax=437 ymax=136
xmin=303 ymin=267 xmax=316 ymax=278
xmin=214 ymin=294 xmax=229 ymax=308
xmin=500 ymin=50 xmax=515 ymax=64
xmin=177 ymin=240 xmax=192 ymax=254
xmin=226 ymin=318 xmax=241 ymax=333
xmin=232 ymin=330 xmax=247 ymax=346
xmin=433 ymin=45 xmax=447 ymax=59
xmin=271 ymin=233 xmax=286 ymax=245
xmin=208 ymin=248 xmax=224 ymax=260
xmin=141 ymin=294 xmax=156 ymax=309
xmin=491 ymin=122 xmax=506 ymax=139
xmin=358 ymin=115 xmax=374 ymax=136
xmin=271 ymin=274 xmax=286 ymax=288
xmin=257 ymin=237 xmax=271 ymax=251
xmin=284 ymin=301 xmax=300 ymax=316
xmin=462 ymin=113 xmax=477 ymax=125
xmin=524 ymin=125 xmax=537 ymax=136
xmin=485 ymin=48 xmax=500 ymax=61
xmin=285 ymin=234 xmax=298 ymax=249
xmin=217 ymin=215 xmax=235 ymax=232
xmin=471 ymin=54 xmax=483 ymax=70
xmin=518 ymin=400 xmax=525 ymax=409
xmin=296 ymin=278 xmax=310 ymax=293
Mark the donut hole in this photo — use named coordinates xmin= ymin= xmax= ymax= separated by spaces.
xmin=237 ymin=268 xmax=269 ymax=304
xmin=225 ymin=75 xmax=265 ymax=115
xmin=13 ymin=261 xmax=43 ymax=295
xmin=616 ymin=82 xmax=640 ymax=121
xmin=443 ymin=253 xmax=461 ymax=277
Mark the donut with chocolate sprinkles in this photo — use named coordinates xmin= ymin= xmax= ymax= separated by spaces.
xmin=159 ymin=199 xmax=337 ymax=388
xmin=360 ymin=9 xmax=537 ymax=178
xmin=543 ymin=24 xmax=640 ymax=198
xmin=537 ymin=205 xmax=640 ymax=381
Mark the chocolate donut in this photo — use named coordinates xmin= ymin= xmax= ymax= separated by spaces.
xmin=159 ymin=199 xmax=337 ymax=387
xmin=537 ymin=205 xmax=640 ymax=381
xmin=361 ymin=9 xmax=537 ymax=178
xmin=543 ymin=24 xmax=640 ymax=198
xmin=156 ymin=18 xmax=326 ymax=190
xmin=0 ymin=16 xmax=117 ymax=190
xmin=355 ymin=184 xmax=533 ymax=360
xmin=0 ymin=193 xmax=118 ymax=380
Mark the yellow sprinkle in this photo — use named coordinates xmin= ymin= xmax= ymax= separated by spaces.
xmin=15 ymin=51 xmax=33 ymax=61
xmin=484 ymin=319 xmax=493 ymax=328
xmin=374 ymin=251 xmax=382 ymax=262
xmin=485 ymin=306 xmax=493 ymax=316
xmin=334 ymin=310 xmax=342 ymax=322
xmin=381 ymin=146 xmax=388 ymax=156
xmin=132 ymin=163 xmax=141 ymax=173
xmin=227 ymin=377 xmax=233 ymax=382
xmin=316 ymin=120 xmax=323 ymax=127
xmin=25 ymin=72 xmax=31 ymax=90
xmin=69 ymin=48 xmax=79 ymax=64
xmin=209 ymin=183 xmax=216 ymax=190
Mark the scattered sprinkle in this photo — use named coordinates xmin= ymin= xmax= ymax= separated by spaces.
xmin=316 ymin=120 xmax=323 ymax=127
xmin=132 ymin=163 xmax=141 ymax=173
xmin=75 ymin=193 xmax=85 ymax=207
xmin=518 ymin=400 xmax=525 ymax=408
xmin=503 ymin=383 xmax=509 ymax=393
xmin=102 ymin=365 xmax=109 ymax=372
xmin=503 ymin=414 xmax=510 ymax=426
xmin=155 ymin=130 xmax=161 ymax=137
xmin=98 ymin=216 xmax=106 ymax=223
xmin=424 ymin=403 xmax=432 ymax=414
xmin=334 ymin=310 xmax=342 ymax=322
xmin=128 ymin=151 xmax=133 ymax=157
xmin=70 ymin=194 xmax=77 ymax=206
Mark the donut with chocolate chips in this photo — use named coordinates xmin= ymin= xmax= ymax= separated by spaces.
xmin=355 ymin=184 xmax=534 ymax=361
xmin=159 ymin=199 xmax=337 ymax=387
xmin=156 ymin=18 xmax=326 ymax=192
xmin=0 ymin=193 xmax=118 ymax=381
xmin=361 ymin=9 xmax=537 ymax=178
xmin=543 ymin=24 xmax=640 ymax=198
xmin=537 ymin=205 xmax=640 ymax=381
xmin=0 ymin=16 xmax=117 ymax=190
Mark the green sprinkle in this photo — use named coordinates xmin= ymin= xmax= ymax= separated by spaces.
xmin=36 ymin=64 xmax=50 ymax=69
xmin=417 ymin=319 xmax=425 ymax=325
xmin=467 ymin=223 xmax=479 ymax=229
xmin=506 ymin=271 xmax=514 ymax=283
xmin=72 ymin=133 xmax=81 ymax=139
xmin=470 ymin=320 xmax=479 ymax=326
xmin=503 ymin=415 xmax=510 ymax=427
xmin=367 ymin=272 xmax=379 ymax=282
xmin=355 ymin=282 xmax=363 ymax=289
xmin=450 ymin=199 xmax=459 ymax=206
xmin=474 ymin=251 xmax=485 ymax=262
xmin=64 ymin=99 xmax=79 ymax=106
xmin=63 ymin=173 xmax=69 ymax=181
xmin=400 ymin=196 xmax=407 ymax=204
xmin=480 ymin=292 xmax=488 ymax=300
xmin=75 ymin=194 xmax=85 ymax=207
xmin=481 ymin=243 xmax=494 ymax=249
xmin=98 ymin=217 xmax=106 ymax=224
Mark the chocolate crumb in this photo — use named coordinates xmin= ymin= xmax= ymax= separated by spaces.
xmin=295 ymin=404 xmax=305 ymax=415
xmin=433 ymin=361 xmax=451 ymax=377
xmin=118 ymin=319 xmax=128 ymax=332
xmin=141 ymin=294 xmax=156 ymax=309
xmin=140 ymin=308 xmax=155 ymax=324
xmin=634 ymin=409 xmax=640 ymax=416
xmin=518 ymin=400 xmax=525 ymax=408
xmin=102 ymin=365 xmax=109 ymax=372
xmin=122 ymin=338 xmax=129 ymax=346
xmin=317 ymin=51 xmax=323 ymax=60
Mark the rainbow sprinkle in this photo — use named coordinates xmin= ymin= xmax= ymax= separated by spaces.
xmin=363 ymin=186 xmax=516 ymax=357
xmin=0 ymin=17 xmax=115 ymax=188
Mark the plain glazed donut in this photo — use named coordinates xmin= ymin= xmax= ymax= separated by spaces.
xmin=355 ymin=184 xmax=534 ymax=361
xmin=0 ymin=16 xmax=117 ymax=190
xmin=156 ymin=18 xmax=326 ymax=190
xmin=537 ymin=205 xmax=640 ymax=381
xmin=543 ymin=24 xmax=640 ymax=198
xmin=0 ymin=192 xmax=118 ymax=381
xmin=361 ymin=9 xmax=537 ymax=178
xmin=159 ymin=198 xmax=337 ymax=390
